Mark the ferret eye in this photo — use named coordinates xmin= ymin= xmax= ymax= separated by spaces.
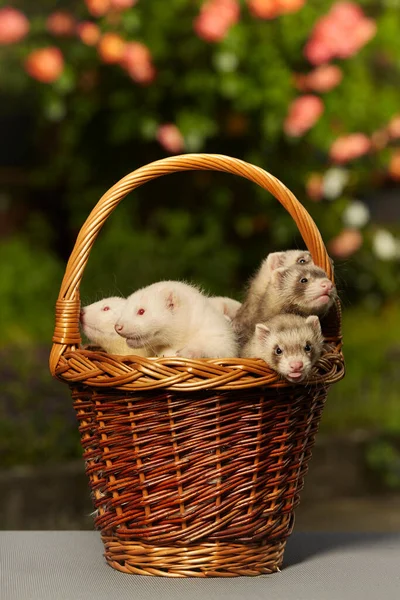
xmin=102 ymin=306 xmax=110 ymax=311
xmin=300 ymin=277 xmax=308 ymax=284
xmin=298 ymin=258 xmax=307 ymax=264
xmin=304 ymin=343 xmax=311 ymax=352
xmin=137 ymin=308 xmax=145 ymax=315
xmin=275 ymin=347 xmax=283 ymax=355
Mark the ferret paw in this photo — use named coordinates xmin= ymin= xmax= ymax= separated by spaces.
xmin=175 ymin=347 xmax=205 ymax=359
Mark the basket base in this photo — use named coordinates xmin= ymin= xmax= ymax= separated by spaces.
xmin=101 ymin=535 xmax=286 ymax=577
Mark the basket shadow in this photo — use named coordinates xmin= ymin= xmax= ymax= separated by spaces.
xmin=283 ymin=531 xmax=398 ymax=568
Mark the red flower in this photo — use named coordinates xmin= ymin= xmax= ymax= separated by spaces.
xmin=298 ymin=65 xmax=343 ymax=93
xmin=194 ymin=0 xmax=240 ymax=42
xmin=247 ymin=0 xmax=280 ymax=20
xmin=77 ymin=22 xmax=101 ymax=46
xmin=121 ymin=41 xmax=156 ymax=84
xmin=24 ymin=47 xmax=64 ymax=83
xmin=329 ymin=134 xmax=371 ymax=163
xmin=98 ymin=33 xmax=126 ymax=64
xmin=157 ymin=124 xmax=185 ymax=153
xmin=0 ymin=7 xmax=29 ymax=45
xmin=284 ymin=95 xmax=324 ymax=137
xmin=46 ymin=11 xmax=76 ymax=37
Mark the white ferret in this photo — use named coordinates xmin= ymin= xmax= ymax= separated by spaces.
xmin=208 ymin=296 xmax=242 ymax=322
xmin=242 ymin=313 xmax=324 ymax=383
xmin=80 ymin=297 xmax=148 ymax=356
xmin=115 ymin=281 xmax=238 ymax=358
xmin=234 ymin=250 xmax=313 ymax=337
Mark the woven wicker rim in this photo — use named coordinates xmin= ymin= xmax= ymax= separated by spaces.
xmin=50 ymin=154 xmax=342 ymax=390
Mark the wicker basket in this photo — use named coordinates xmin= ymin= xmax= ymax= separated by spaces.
xmin=50 ymin=154 xmax=345 ymax=577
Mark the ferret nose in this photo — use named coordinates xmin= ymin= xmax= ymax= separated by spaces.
xmin=289 ymin=361 xmax=303 ymax=371
xmin=114 ymin=323 xmax=124 ymax=333
xmin=320 ymin=280 xmax=333 ymax=292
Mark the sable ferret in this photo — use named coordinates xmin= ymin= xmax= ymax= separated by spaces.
xmin=236 ymin=263 xmax=337 ymax=344
xmin=242 ymin=313 xmax=324 ymax=383
xmin=115 ymin=281 xmax=238 ymax=358
xmin=208 ymin=296 xmax=242 ymax=322
xmin=234 ymin=249 xmax=313 ymax=338
xmin=80 ymin=297 xmax=148 ymax=356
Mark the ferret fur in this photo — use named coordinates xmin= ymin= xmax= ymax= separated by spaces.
xmin=115 ymin=281 xmax=238 ymax=358
xmin=242 ymin=313 xmax=324 ymax=383
xmin=80 ymin=297 xmax=148 ymax=356
xmin=208 ymin=296 xmax=242 ymax=322
xmin=234 ymin=249 xmax=314 ymax=339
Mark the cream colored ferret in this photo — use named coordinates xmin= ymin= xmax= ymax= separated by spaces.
xmin=242 ymin=313 xmax=324 ymax=383
xmin=80 ymin=297 xmax=148 ymax=356
xmin=208 ymin=296 xmax=242 ymax=322
xmin=115 ymin=281 xmax=238 ymax=358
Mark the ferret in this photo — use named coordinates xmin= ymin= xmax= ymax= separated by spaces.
xmin=234 ymin=249 xmax=314 ymax=338
xmin=242 ymin=313 xmax=324 ymax=383
xmin=114 ymin=281 xmax=238 ymax=358
xmin=208 ymin=296 xmax=242 ymax=322
xmin=80 ymin=297 xmax=148 ymax=356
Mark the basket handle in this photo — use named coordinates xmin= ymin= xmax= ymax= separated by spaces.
xmin=50 ymin=153 xmax=334 ymax=375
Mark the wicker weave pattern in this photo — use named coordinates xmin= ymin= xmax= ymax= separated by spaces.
xmin=50 ymin=154 xmax=345 ymax=576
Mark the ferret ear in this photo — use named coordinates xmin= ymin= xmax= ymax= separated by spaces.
xmin=165 ymin=291 xmax=177 ymax=311
xmin=306 ymin=315 xmax=321 ymax=331
xmin=266 ymin=252 xmax=285 ymax=272
xmin=270 ymin=266 xmax=287 ymax=284
xmin=255 ymin=323 xmax=271 ymax=343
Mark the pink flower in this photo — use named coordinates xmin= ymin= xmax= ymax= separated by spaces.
xmin=98 ymin=32 xmax=126 ymax=63
xmin=247 ymin=0 xmax=280 ymax=20
xmin=387 ymin=115 xmax=400 ymax=139
xmin=0 ymin=7 xmax=29 ymax=45
xmin=194 ymin=0 xmax=240 ymax=42
xmin=85 ymin=0 xmax=112 ymax=18
xmin=329 ymin=134 xmax=371 ymax=163
xmin=284 ymin=95 xmax=324 ymax=137
xmin=24 ymin=47 xmax=64 ymax=83
xmin=329 ymin=2 xmax=363 ymax=26
xmin=277 ymin=0 xmax=305 ymax=14
xmin=121 ymin=41 xmax=156 ymax=84
xmin=110 ymin=0 xmax=137 ymax=9
xmin=46 ymin=11 xmax=76 ymax=37
xmin=304 ymin=38 xmax=333 ymax=66
xmin=214 ymin=0 xmax=240 ymax=25
xmin=157 ymin=124 xmax=184 ymax=154
xmin=77 ymin=22 xmax=101 ymax=46
xmin=306 ymin=173 xmax=324 ymax=202
xmin=300 ymin=65 xmax=343 ymax=93
xmin=328 ymin=228 xmax=363 ymax=258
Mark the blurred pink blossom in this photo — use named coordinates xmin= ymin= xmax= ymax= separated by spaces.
xmin=328 ymin=228 xmax=363 ymax=258
xmin=98 ymin=32 xmax=126 ymax=63
xmin=387 ymin=115 xmax=400 ymax=139
xmin=85 ymin=0 xmax=112 ymax=18
xmin=296 ymin=64 xmax=342 ymax=93
xmin=284 ymin=95 xmax=324 ymax=137
xmin=306 ymin=173 xmax=324 ymax=202
xmin=247 ymin=0 xmax=280 ymax=20
xmin=194 ymin=0 xmax=240 ymax=42
xmin=77 ymin=22 xmax=101 ymax=46
xmin=157 ymin=124 xmax=185 ymax=153
xmin=277 ymin=0 xmax=306 ymax=14
xmin=24 ymin=47 xmax=64 ymax=83
xmin=46 ymin=11 xmax=76 ymax=37
xmin=0 ymin=7 xmax=29 ymax=45
xmin=121 ymin=41 xmax=156 ymax=84
xmin=329 ymin=134 xmax=371 ymax=163
xmin=110 ymin=0 xmax=138 ymax=9
xmin=304 ymin=2 xmax=376 ymax=65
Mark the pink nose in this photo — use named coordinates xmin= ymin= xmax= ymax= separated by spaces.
xmin=320 ymin=280 xmax=333 ymax=292
xmin=114 ymin=323 xmax=124 ymax=333
xmin=289 ymin=361 xmax=303 ymax=371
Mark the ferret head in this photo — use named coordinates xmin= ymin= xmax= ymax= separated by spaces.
xmin=80 ymin=297 xmax=126 ymax=346
xmin=270 ymin=264 xmax=337 ymax=316
xmin=115 ymin=283 xmax=191 ymax=350
xmin=209 ymin=296 xmax=242 ymax=322
xmin=255 ymin=315 xmax=323 ymax=383
xmin=266 ymin=249 xmax=313 ymax=272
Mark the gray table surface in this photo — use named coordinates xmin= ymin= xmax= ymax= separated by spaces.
xmin=1 ymin=531 xmax=399 ymax=600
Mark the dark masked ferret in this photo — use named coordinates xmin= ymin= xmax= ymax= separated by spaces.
xmin=234 ymin=249 xmax=313 ymax=337
xmin=242 ymin=313 xmax=324 ymax=383
xmin=115 ymin=281 xmax=238 ymax=358
xmin=80 ymin=297 xmax=149 ymax=356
